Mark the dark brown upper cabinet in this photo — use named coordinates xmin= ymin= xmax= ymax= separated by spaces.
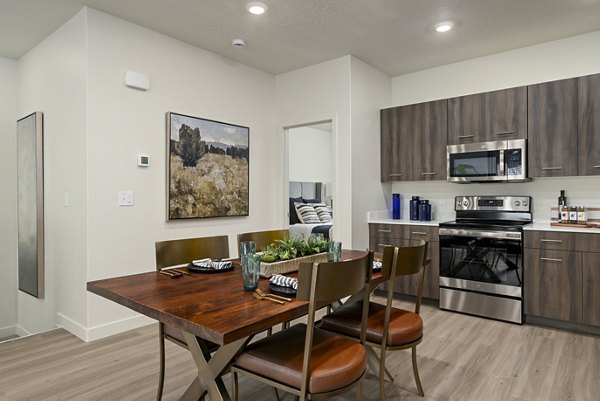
xmin=528 ymin=78 xmax=578 ymax=177
xmin=380 ymin=99 xmax=447 ymax=182
xmin=412 ymin=100 xmax=448 ymax=181
xmin=578 ymin=73 xmax=600 ymax=176
xmin=447 ymin=87 xmax=527 ymax=145
xmin=381 ymin=107 xmax=412 ymax=181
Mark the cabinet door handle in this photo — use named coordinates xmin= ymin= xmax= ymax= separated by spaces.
xmin=495 ymin=131 xmax=515 ymax=136
xmin=542 ymin=166 xmax=563 ymax=170
xmin=593 ymin=165 xmax=600 ymax=169
xmin=389 ymin=173 xmax=403 ymax=177
xmin=421 ymin=172 xmax=437 ymax=176
xmin=540 ymin=257 xmax=563 ymax=262
xmin=457 ymin=134 xmax=475 ymax=139
xmin=377 ymin=229 xmax=392 ymax=233
xmin=378 ymin=243 xmax=392 ymax=247
xmin=540 ymin=239 xmax=562 ymax=243
xmin=411 ymin=231 xmax=428 ymax=235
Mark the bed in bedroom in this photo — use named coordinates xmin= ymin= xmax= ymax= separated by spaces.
xmin=289 ymin=181 xmax=333 ymax=240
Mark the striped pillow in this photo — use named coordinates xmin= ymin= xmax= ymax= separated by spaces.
xmin=294 ymin=203 xmax=321 ymax=224
xmin=313 ymin=203 xmax=333 ymax=223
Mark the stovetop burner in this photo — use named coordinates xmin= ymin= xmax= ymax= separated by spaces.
xmin=439 ymin=220 xmax=527 ymax=232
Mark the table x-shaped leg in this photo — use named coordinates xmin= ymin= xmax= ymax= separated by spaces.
xmin=180 ymin=332 xmax=250 ymax=401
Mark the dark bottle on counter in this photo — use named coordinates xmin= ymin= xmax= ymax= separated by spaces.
xmin=558 ymin=190 xmax=567 ymax=220
xmin=410 ymin=196 xmax=420 ymax=220
xmin=419 ymin=200 xmax=431 ymax=221
xmin=392 ymin=193 xmax=401 ymax=219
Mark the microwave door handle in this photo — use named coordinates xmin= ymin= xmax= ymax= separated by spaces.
xmin=498 ymin=150 xmax=505 ymax=176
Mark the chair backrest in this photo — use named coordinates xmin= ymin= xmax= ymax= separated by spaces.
xmin=155 ymin=235 xmax=230 ymax=270
xmin=380 ymin=240 xmax=429 ymax=349
xmin=295 ymin=251 xmax=373 ymax=399
xmin=236 ymin=229 xmax=289 ymax=254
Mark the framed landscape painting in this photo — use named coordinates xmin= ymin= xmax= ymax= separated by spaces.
xmin=167 ymin=112 xmax=249 ymax=219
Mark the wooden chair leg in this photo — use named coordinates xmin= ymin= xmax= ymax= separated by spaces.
xmin=156 ymin=326 xmax=166 ymax=401
xmin=272 ymin=387 xmax=281 ymax=401
xmin=412 ymin=345 xmax=424 ymax=396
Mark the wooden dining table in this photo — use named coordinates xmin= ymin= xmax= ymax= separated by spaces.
xmin=87 ymin=249 xmax=383 ymax=401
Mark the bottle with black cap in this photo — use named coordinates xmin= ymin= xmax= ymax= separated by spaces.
xmin=558 ymin=190 xmax=567 ymax=221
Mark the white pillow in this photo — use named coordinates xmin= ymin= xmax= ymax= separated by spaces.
xmin=294 ymin=203 xmax=321 ymax=224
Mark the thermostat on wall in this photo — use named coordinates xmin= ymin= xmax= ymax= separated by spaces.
xmin=138 ymin=155 xmax=150 ymax=167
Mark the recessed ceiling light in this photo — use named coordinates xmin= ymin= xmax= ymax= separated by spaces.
xmin=435 ymin=22 xmax=454 ymax=33
xmin=247 ymin=2 xmax=268 ymax=15
xmin=232 ymin=38 xmax=246 ymax=48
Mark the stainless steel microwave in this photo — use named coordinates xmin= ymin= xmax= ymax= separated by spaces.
xmin=447 ymin=139 xmax=528 ymax=183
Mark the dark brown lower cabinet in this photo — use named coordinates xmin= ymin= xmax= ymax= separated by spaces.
xmin=582 ymin=252 xmax=600 ymax=326
xmin=524 ymin=248 xmax=582 ymax=323
xmin=369 ymin=223 xmax=439 ymax=300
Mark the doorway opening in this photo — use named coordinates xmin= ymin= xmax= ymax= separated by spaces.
xmin=284 ymin=120 xmax=334 ymax=236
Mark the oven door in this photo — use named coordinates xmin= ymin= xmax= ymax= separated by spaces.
xmin=447 ymin=141 xmax=506 ymax=182
xmin=439 ymin=227 xmax=523 ymax=297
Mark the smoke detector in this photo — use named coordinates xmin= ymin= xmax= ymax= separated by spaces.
xmin=232 ymin=38 xmax=246 ymax=48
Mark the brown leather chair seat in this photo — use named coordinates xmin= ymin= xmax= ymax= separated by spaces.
xmin=235 ymin=323 xmax=367 ymax=394
xmin=321 ymin=301 xmax=423 ymax=346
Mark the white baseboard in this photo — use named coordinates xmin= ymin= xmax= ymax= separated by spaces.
xmin=0 ymin=325 xmax=17 ymax=339
xmin=15 ymin=325 xmax=31 ymax=337
xmin=56 ymin=312 xmax=155 ymax=342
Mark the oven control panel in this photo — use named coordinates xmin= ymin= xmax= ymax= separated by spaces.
xmin=455 ymin=196 xmax=531 ymax=212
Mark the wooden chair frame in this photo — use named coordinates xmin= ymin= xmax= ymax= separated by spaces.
xmin=373 ymin=241 xmax=430 ymax=400
xmin=320 ymin=241 xmax=430 ymax=401
xmin=231 ymin=252 xmax=374 ymax=401
xmin=236 ymin=229 xmax=290 ymax=254
xmin=154 ymin=235 xmax=230 ymax=401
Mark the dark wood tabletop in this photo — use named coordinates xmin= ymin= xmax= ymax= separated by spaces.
xmin=87 ymin=249 xmax=381 ymax=346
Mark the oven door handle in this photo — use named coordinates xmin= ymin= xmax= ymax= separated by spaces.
xmin=439 ymin=228 xmax=522 ymax=240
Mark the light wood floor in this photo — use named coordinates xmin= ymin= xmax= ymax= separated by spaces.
xmin=1 ymin=297 xmax=599 ymax=401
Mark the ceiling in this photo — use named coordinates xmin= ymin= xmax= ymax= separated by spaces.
xmin=1 ymin=0 xmax=600 ymax=76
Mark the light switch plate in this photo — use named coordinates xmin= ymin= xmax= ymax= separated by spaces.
xmin=118 ymin=191 xmax=134 ymax=206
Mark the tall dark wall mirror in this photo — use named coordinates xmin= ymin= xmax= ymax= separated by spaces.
xmin=17 ymin=112 xmax=44 ymax=298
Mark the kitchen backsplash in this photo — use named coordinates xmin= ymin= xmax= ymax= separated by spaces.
xmin=388 ymin=176 xmax=600 ymax=222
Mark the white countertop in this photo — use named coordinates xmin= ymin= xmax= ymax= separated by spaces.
xmin=368 ymin=210 xmax=441 ymax=226
xmin=368 ymin=218 xmax=441 ymax=226
xmin=524 ymin=221 xmax=600 ymax=234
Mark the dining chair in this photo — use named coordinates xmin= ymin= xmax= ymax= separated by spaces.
xmin=230 ymin=251 xmax=374 ymax=401
xmin=236 ymin=229 xmax=289 ymax=254
xmin=154 ymin=235 xmax=230 ymax=401
xmin=320 ymin=240 xmax=430 ymax=401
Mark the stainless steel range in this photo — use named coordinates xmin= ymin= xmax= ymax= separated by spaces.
xmin=438 ymin=195 xmax=532 ymax=324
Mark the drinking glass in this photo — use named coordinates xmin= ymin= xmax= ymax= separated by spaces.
xmin=327 ymin=241 xmax=342 ymax=262
xmin=242 ymin=253 xmax=260 ymax=291
xmin=240 ymin=241 xmax=256 ymax=257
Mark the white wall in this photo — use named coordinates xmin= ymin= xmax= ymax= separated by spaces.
xmin=288 ymin=126 xmax=332 ymax=183
xmin=392 ymin=31 xmax=600 ymax=106
xmin=84 ymin=9 xmax=278 ymax=338
xmin=17 ymin=10 xmax=88 ymax=336
xmin=0 ymin=57 xmax=18 ymax=338
xmin=390 ymin=31 xmax=600 ymax=222
xmin=276 ymin=57 xmax=353 ymax=245
xmin=350 ymin=57 xmax=390 ymax=249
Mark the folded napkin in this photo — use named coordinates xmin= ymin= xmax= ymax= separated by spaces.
xmin=269 ymin=274 xmax=298 ymax=290
xmin=192 ymin=258 xmax=232 ymax=270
